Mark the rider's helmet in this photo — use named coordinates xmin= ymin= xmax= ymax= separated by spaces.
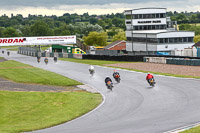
xmin=90 ymin=65 xmax=94 ymax=70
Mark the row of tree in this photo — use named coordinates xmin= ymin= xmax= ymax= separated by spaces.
xmin=1 ymin=11 xmax=200 ymax=45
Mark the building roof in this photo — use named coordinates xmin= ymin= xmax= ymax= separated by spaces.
xmin=104 ymin=40 xmax=126 ymax=49
xmin=125 ymin=7 xmax=166 ymax=12
xmin=193 ymin=41 xmax=200 ymax=47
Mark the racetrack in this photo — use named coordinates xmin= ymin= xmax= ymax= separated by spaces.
xmin=2 ymin=51 xmax=200 ymax=133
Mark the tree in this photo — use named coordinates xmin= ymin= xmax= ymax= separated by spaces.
xmin=83 ymin=31 xmax=108 ymax=46
xmin=20 ymin=25 xmax=31 ymax=36
xmin=30 ymin=21 xmax=53 ymax=36
xmin=194 ymin=35 xmax=200 ymax=43
xmin=3 ymin=27 xmax=21 ymax=37
xmin=112 ymin=31 xmax=126 ymax=42
xmin=0 ymin=27 xmax=5 ymax=37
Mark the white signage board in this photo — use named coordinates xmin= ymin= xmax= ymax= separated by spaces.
xmin=0 ymin=35 xmax=76 ymax=46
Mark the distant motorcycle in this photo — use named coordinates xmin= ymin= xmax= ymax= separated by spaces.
xmin=114 ymin=74 xmax=120 ymax=83
xmin=54 ymin=57 xmax=58 ymax=63
xmin=2 ymin=51 xmax=4 ymax=54
xmin=44 ymin=58 xmax=48 ymax=65
xmin=37 ymin=57 xmax=41 ymax=63
xmin=148 ymin=78 xmax=156 ymax=87
xmin=7 ymin=51 xmax=10 ymax=56
xmin=89 ymin=69 xmax=95 ymax=76
xmin=106 ymin=81 xmax=113 ymax=91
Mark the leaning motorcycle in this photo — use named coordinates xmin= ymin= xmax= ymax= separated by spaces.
xmin=89 ymin=69 xmax=95 ymax=76
xmin=148 ymin=78 xmax=155 ymax=87
xmin=114 ymin=75 xmax=120 ymax=83
xmin=106 ymin=81 xmax=113 ymax=91
xmin=54 ymin=57 xmax=57 ymax=63
xmin=44 ymin=58 xmax=48 ymax=65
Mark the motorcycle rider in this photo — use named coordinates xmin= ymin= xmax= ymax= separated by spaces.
xmin=146 ymin=73 xmax=155 ymax=84
xmin=89 ymin=65 xmax=94 ymax=72
xmin=113 ymin=69 xmax=120 ymax=79
xmin=44 ymin=57 xmax=48 ymax=64
xmin=54 ymin=56 xmax=58 ymax=62
xmin=105 ymin=76 xmax=112 ymax=86
xmin=37 ymin=56 xmax=41 ymax=63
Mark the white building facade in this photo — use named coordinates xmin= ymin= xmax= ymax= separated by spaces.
xmin=125 ymin=8 xmax=194 ymax=54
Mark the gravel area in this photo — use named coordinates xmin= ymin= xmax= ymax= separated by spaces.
xmin=105 ymin=62 xmax=200 ymax=77
xmin=0 ymin=78 xmax=76 ymax=92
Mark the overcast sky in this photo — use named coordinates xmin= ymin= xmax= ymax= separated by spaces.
xmin=0 ymin=0 xmax=200 ymax=17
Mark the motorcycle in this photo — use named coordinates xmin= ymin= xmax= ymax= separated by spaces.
xmin=7 ymin=51 xmax=10 ymax=56
xmin=37 ymin=57 xmax=41 ymax=63
xmin=114 ymin=74 xmax=120 ymax=83
xmin=148 ymin=78 xmax=155 ymax=87
xmin=106 ymin=81 xmax=113 ymax=91
xmin=89 ymin=69 xmax=95 ymax=76
xmin=2 ymin=50 xmax=4 ymax=54
xmin=44 ymin=58 xmax=48 ymax=65
xmin=54 ymin=57 xmax=57 ymax=63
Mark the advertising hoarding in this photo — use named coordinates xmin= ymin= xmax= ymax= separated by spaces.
xmin=0 ymin=35 xmax=76 ymax=46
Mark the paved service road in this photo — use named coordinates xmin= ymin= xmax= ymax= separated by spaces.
xmin=2 ymin=51 xmax=200 ymax=133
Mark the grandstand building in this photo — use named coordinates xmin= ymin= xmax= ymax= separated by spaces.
xmin=125 ymin=8 xmax=194 ymax=54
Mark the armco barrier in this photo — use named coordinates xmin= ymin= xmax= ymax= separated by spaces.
xmin=166 ymin=58 xmax=200 ymax=66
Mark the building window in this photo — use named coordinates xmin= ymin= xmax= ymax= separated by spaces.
xmin=126 ymin=15 xmax=131 ymax=19
xmin=183 ymin=37 xmax=188 ymax=42
xmin=144 ymin=25 xmax=147 ymax=30
xmin=164 ymin=38 xmax=168 ymax=43
xmin=188 ymin=37 xmax=193 ymax=42
xmin=126 ymin=21 xmax=131 ymax=24
xmin=139 ymin=14 xmax=143 ymax=19
xmin=178 ymin=37 xmax=183 ymax=43
xmin=169 ymin=38 xmax=174 ymax=43
xmin=134 ymin=14 xmax=138 ymax=19
xmin=127 ymin=37 xmax=132 ymax=41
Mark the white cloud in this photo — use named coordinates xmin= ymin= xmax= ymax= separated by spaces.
xmin=0 ymin=1 xmax=200 ymax=17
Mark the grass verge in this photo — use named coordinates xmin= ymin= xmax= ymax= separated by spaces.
xmin=59 ymin=58 xmax=136 ymax=66
xmin=0 ymin=60 xmax=81 ymax=86
xmin=181 ymin=126 xmax=200 ymax=133
xmin=0 ymin=91 xmax=102 ymax=133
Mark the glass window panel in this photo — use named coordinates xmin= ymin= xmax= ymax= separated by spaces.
xmin=169 ymin=38 xmax=173 ymax=43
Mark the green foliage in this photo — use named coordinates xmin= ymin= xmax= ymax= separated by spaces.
xmin=83 ymin=31 xmax=108 ymax=46
xmin=194 ymin=35 xmax=200 ymax=43
xmin=179 ymin=24 xmax=200 ymax=35
xmin=0 ymin=91 xmax=102 ymax=133
xmin=30 ymin=21 xmax=53 ymax=36
xmin=181 ymin=126 xmax=200 ymax=133
xmin=0 ymin=27 xmax=5 ymax=37
xmin=112 ymin=31 xmax=127 ymax=42
xmin=3 ymin=27 xmax=21 ymax=37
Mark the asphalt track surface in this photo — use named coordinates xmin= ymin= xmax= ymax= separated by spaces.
xmin=2 ymin=51 xmax=200 ymax=133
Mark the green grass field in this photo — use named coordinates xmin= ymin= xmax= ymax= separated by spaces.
xmin=0 ymin=60 xmax=81 ymax=86
xmin=0 ymin=59 xmax=102 ymax=133
xmin=0 ymin=91 xmax=102 ymax=133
